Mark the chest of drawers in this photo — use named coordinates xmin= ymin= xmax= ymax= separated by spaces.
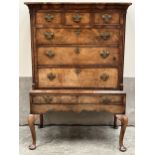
xmin=25 ymin=2 xmax=131 ymax=152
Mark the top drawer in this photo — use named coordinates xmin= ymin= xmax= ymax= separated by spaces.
xmin=65 ymin=12 xmax=90 ymax=26
xmin=36 ymin=12 xmax=61 ymax=26
xmin=94 ymin=12 xmax=120 ymax=25
xmin=35 ymin=11 xmax=121 ymax=27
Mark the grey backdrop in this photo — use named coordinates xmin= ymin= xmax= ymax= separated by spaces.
xmin=19 ymin=77 xmax=134 ymax=126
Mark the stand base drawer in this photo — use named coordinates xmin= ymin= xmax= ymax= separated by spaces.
xmin=30 ymin=89 xmax=126 ymax=114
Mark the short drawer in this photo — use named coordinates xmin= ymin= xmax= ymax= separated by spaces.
xmin=38 ymin=68 xmax=119 ymax=89
xmin=65 ymin=12 xmax=90 ymax=26
xmin=36 ymin=12 xmax=61 ymax=26
xmin=79 ymin=95 xmax=122 ymax=104
xmin=36 ymin=28 xmax=120 ymax=45
xmin=94 ymin=12 xmax=120 ymax=25
xmin=37 ymin=47 xmax=120 ymax=66
xmin=32 ymin=95 xmax=78 ymax=104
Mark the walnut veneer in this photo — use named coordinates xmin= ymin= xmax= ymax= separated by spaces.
xmin=25 ymin=2 xmax=131 ymax=152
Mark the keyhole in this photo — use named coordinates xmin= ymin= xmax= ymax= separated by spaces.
xmin=113 ymin=57 xmax=116 ymax=61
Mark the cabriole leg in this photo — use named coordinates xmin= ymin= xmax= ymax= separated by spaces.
xmin=28 ymin=114 xmax=39 ymax=150
xmin=39 ymin=114 xmax=44 ymax=128
xmin=116 ymin=114 xmax=128 ymax=152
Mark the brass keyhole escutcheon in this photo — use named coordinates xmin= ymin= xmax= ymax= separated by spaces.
xmin=75 ymin=28 xmax=81 ymax=36
xmin=113 ymin=56 xmax=116 ymax=61
xmin=75 ymin=47 xmax=80 ymax=54
xmin=75 ymin=68 xmax=81 ymax=75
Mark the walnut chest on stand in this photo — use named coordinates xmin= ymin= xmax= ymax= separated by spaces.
xmin=25 ymin=2 xmax=131 ymax=152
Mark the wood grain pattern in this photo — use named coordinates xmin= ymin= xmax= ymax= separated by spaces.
xmin=30 ymin=89 xmax=126 ymax=113
xmin=25 ymin=2 xmax=131 ymax=151
xmin=36 ymin=28 xmax=120 ymax=45
xmin=37 ymin=47 xmax=120 ymax=66
xmin=32 ymin=94 xmax=122 ymax=105
xmin=65 ymin=12 xmax=90 ymax=26
xmin=78 ymin=95 xmax=122 ymax=104
xmin=36 ymin=12 xmax=61 ymax=26
xmin=38 ymin=68 xmax=118 ymax=88
xmin=94 ymin=12 xmax=120 ymax=25
xmin=31 ymin=104 xmax=125 ymax=114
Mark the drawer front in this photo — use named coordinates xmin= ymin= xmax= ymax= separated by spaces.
xmin=33 ymin=95 xmax=77 ymax=104
xmin=32 ymin=94 xmax=122 ymax=105
xmin=37 ymin=47 xmax=119 ymax=66
xmin=36 ymin=12 xmax=61 ymax=26
xmin=65 ymin=12 xmax=90 ymax=26
xmin=94 ymin=12 xmax=120 ymax=25
xmin=36 ymin=28 xmax=120 ymax=45
xmin=38 ymin=68 xmax=118 ymax=88
xmin=78 ymin=95 xmax=122 ymax=104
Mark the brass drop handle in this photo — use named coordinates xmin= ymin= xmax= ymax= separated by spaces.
xmin=45 ymin=51 xmax=55 ymax=58
xmin=100 ymin=50 xmax=110 ymax=59
xmin=102 ymin=14 xmax=112 ymax=22
xmin=72 ymin=14 xmax=82 ymax=23
xmin=44 ymin=32 xmax=54 ymax=40
xmin=47 ymin=73 xmax=56 ymax=81
xmin=100 ymin=97 xmax=111 ymax=104
xmin=43 ymin=96 xmax=53 ymax=103
xmin=44 ymin=14 xmax=54 ymax=22
xmin=100 ymin=73 xmax=109 ymax=81
xmin=100 ymin=32 xmax=110 ymax=40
